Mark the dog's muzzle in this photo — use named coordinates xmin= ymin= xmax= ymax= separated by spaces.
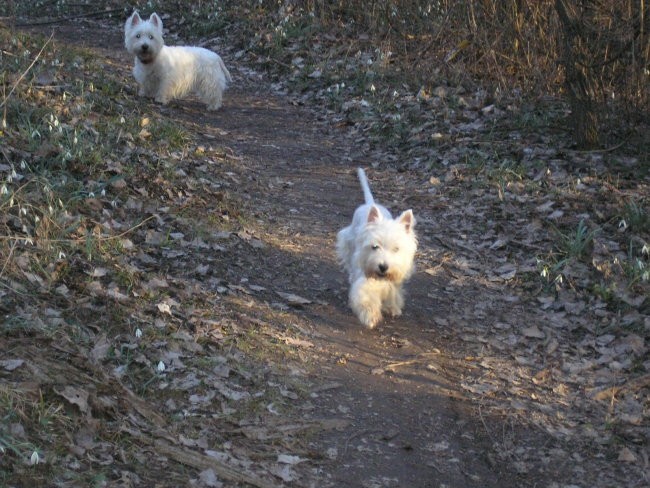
xmin=370 ymin=264 xmax=392 ymax=280
xmin=137 ymin=44 xmax=155 ymax=63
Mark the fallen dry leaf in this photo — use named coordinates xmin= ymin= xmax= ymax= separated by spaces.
xmin=54 ymin=386 xmax=90 ymax=414
xmin=0 ymin=359 xmax=25 ymax=371
xmin=617 ymin=447 xmax=637 ymax=462
xmin=522 ymin=326 xmax=545 ymax=339
xmin=276 ymin=291 xmax=312 ymax=306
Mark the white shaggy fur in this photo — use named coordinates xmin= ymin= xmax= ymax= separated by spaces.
xmin=336 ymin=168 xmax=417 ymax=329
xmin=124 ymin=11 xmax=232 ymax=110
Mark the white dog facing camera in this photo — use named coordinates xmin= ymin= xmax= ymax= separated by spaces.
xmin=124 ymin=11 xmax=232 ymax=110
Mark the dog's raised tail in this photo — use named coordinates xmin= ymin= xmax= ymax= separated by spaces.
xmin=219 ymin=57 xmax=233 ymax=84
xmin=357 ymin=168 xmax=374 ymax=205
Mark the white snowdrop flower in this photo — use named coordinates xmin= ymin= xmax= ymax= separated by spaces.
xmin=20 ymin=207 xmax=27 ymax=216
xmin=392 ymin=90 xmax=399 ymax=97
xmin=88 ymin=192 xmax=94 ymax=198
xmin=555 ymin=274 xmax=563 ymax=284
xmin=618 ymin=219 xmax=627 ymax=230
xmin=9 ymin=196 xmax=14 ymax=206
xmin=1 ymin=185 xmax=7 ymax=195
xmin=25 ymin=237 xmax=33 ymax=245
xmin=20 ymin=160 xmax=26 ymax=169
xmin=101 ymin=188 xmax=106 ymax=197
xmin=156 ymin=361 xmax=166 ymax=372
xmin=30 ymin=451 xmax=40 ymax=465
xmin=540 ymin=267 xmax=548 ymax=279
xmin=34 ymin=216 xmax=40 ymax=223
xmin=642 ymin=244 xmax=649 ymax=255
xmin=111 ymin=200 xmax=118 ymax=208
xmin=1 ymin=118 xmax=6 ymax=129
xmin=119 ymin=116 xmax=125 ymax=124
xmin=135 ymin=328 xmax=143 ymax=339
xmin=73 ymin=134 xmax=78 ymax=145
xmin=11 ymin=168 xmax=17 ymax=178
xmin=370 ymin=84 xmax=376 ymax=93
xmin=62 ymin=92 xmax=67 ymax=101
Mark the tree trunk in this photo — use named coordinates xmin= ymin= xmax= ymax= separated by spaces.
xmin=555 ymin=0 xmax=600 ymax=149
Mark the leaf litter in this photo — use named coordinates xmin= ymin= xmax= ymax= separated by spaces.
xmin=0 ymin=8 xmax=648 ymax=488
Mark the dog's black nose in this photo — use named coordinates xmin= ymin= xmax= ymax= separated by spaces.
xmin=141 ymin=44 xmax=149 ymax=51
xmin=378 ymin=263 xmax=388 ymax=274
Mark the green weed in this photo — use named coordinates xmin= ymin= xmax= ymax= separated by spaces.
xmin=557 ymin=219 xmax=598 ymax=260
xmin=622 ymin=199 xmax=649 ymax=233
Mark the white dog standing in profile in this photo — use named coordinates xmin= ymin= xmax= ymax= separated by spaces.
xmin=336 ymin=168 xmax=417 ymax=329
xmin=124 ymin=11 xmax=232 ymax=110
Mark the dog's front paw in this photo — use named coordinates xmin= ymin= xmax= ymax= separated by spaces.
xmin=386 ymin=307 xmax=402 ymax=318
xmin=384 ymin=288 xmax=404 ymax=318
xmin=155 ymin=94 xmax=170 ymax=105
xmin=357 ymin=308 xmax=382 ymax=329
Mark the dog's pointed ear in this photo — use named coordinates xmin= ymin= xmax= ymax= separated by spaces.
xmin=367 ymin=205 xmax=382 ymax=224
xmin=128 ymin=11 xmax=141 ymax=28
xmin=398 ymin=210 xmax=415 ymax=233
xmin=149 ymin=13 xmax=163 ymax=32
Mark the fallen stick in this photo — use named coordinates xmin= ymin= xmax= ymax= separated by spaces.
xmin=122 ymin=426 xmax=281 ymax=488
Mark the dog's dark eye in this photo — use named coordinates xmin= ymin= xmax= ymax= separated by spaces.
xmin=393 ymin=247 xmax=400 ymax=252
xmin=149 ymin=35 xmax=154 ymax=40
xmin=371 ymin=244 xmax=379 ymax=250
xmin=136 ymin=34 xmax=141 ymax=39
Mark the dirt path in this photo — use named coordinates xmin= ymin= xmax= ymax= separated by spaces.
xmin=162 ymin=57 xmax=529 ymax=488
xmin=25 ymin=18 xmax=643 ymax=488
xmin=202 ymin=95 xmax=503 ymax=487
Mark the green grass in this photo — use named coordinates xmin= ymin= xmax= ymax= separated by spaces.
xmin=150 ymin=119 xmax=194 ymax=149
xmin=0 ymin=385 xmax=71 ymax=483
